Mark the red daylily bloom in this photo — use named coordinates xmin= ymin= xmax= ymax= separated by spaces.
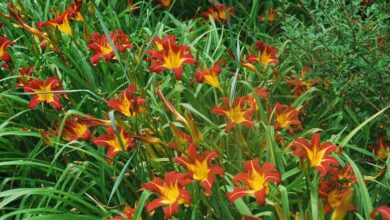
xmin=173 ymin=143 xmax=224 ymax=196
xmin=158 ymin=0 xmax=173 ymax=8
xmin=24 ymin=77 xmax=64 ymax=110
xmin=142 ymin=171 xmax=192 ymax=219
xmin=328 ymin=165 xmax=357 ymax=188
xmin=291 ymin=133 xmax=339 ymax=176
xmin=212 ymin=97 xmax=256 ymax=131
xmin=227 ymin=160 xmax=281 ymax=205
xmin=259 ymin=8 xmax=278 ymax=24
xmin=92 ymin=126 xmax=136 ymax=162
xmin=57 ymin=115 xmax=110 ymax=142
xmin=88 ymin=30 xmax=132 ymax=64
xmin=246 ymin=87 xmax=269 ymax=111
xmin=273 ymin=102 xmax=301 ymax=134
xmin=0 ymin=36 xmax=14 ymax=67
xmin=194 ymin=59 xmax=225 ymax=90
xmin=369 ymin=135 xmax=389 ymax=159
xmin=60 ymin=117 xmax=91 ymax=141
xmin=38 ymin=1 xmax=83 ymax=36
xmin=202 ymin=5 xmax=235 ymax=23
xmin=147 ymin=34 xmax=196 ymax=80
xmin=16 ymin=66 xmax=34 ymax=87
xmin=371 ymin=206 xmax=390 ymax=220
xmin=321 ymin=186 xmax=355 ymax=219
xmin=108 ymin=85 xmax=146 ymax=117
xmin=242 ymin=40 xmax=279 ymax=73
xmin=107 ymin=205 xmax=139 ymax=220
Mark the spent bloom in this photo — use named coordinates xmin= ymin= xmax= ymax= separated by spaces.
xmin=158 ymin=0 xmax=173 ymax=8
xmin=291 ymin=133 xmax=339 ymax=176
xmin=194 ymin=59 xmax=225 ymax=91
xmin=24 ymin=76 xmax=64 ymax=110
xmin=16 ymin=66 xmax=34 ymax=87
xmin=92 ymin=126 xmax=136 ymax=163
xmin=147 ymin=34 xmax=196 ymax=80
xmin=202 ymin=4 xmax=234 ymax=23
xmin=242 ymin=40 xmax=279 ymax=73
xmin=227 ymin=160 xmax=281 ymax=205
xmin=142 ymin=171 xmax=192 ymax=219
xmin=259 ymin=8 xmax=278 ymax=24
xmin=108 ymin=85 xmax=146 ymax=118
xmin=212 ymin=97 xmax=256 ymax=131
xmin=369 ymin=135 xmax=389 ymax=159
xmin=88 ymin=30 xmax=132 ymax=64
xmin=173 ymin=143 xmax=224 ymax=196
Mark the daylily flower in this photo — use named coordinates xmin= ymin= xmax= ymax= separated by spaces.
xmin=16 ymin=66 xmax=34 ymax=87
xmin=88 ymin=30 xmax=132 ymax=64
xmin=241 ymin=40 xmax=279 ymax=73
xmin=259 ymin=8 xmax=278 ymax=24
xmin=38 ymin=1 xmax=83 ymax=36
xmin=147 ymin=34 xmax=196 ymax=80
xmin=287 ymin=67 xmax=318 ymax=97
xmin=212 ymin=97 xmax=256 ymax=131
xmin=194 ymin=59 xmax=225 ymax=91
xmin=24 ymin=77 xmax=64 ymax=110
xmin=202 ymin=5 xmax=235 ymax=23
xmin=369 ymin=135 xmax=389 ymax=159
xmin=92 ymin=126 xmax=136 ymax=163
xmin=158 ymin=0 xmax=173 ymax=8
xmin=108 ymin=85 xmax=146 ymax=118
xmin=173 ymin=143 xmax=224 ymax=196
xmin=142 ymin=171 xmax=192 ymax=219
xmin=328 ymin=165 xmax=357 ymax=188
xmin=246 ymin=87 xmax=269 ymax=111
xmin=321 ymin=186 xmax=354 ymax=220
xmin=0 ymin=36 xmax=14 ymax=68
xmin=370 ymin=206 xmax=390 ymax=220
xmin=57 ymin=115 xmax=110 ymax=142
xmin=291 ymin=133 xmax=339 ymax=176
xmin=60 ymin=117 xmax=91 ymax=141
xmin=273 ymin=102 xmax=301 ymax=134
xmin=227 ymin=160 xmax=281 ymax=205
xmin=107 ymin=205 xmax=139 ymax=220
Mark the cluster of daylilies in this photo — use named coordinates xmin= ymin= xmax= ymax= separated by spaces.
xmin=1 ymin=0 xmax=389 ymax=220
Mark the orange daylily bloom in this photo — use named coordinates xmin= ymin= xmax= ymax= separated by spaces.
xmin=158 ymin=0 xmax=173 ymax=8
xmin=0 ymin=36 xmax=14 ymax=68
xmin=273 ymin=102 xmax=301 ymax=134
xmin=242 ymin=40 xmax=279 ymax=73
xmin=370 ymin=206 xmax=390 ymax=220
xmin=328 ymin=165 xmax=357 ymax=188
xmin=24 ymin=77 xmax=64 ymax=110
xmin=194 ymin=59 xmax=225 ymax=90
xmin=16 ymin=66 xmax=34 ymax=87
xmin=227 ymin=160 xmax=281 ymax=205
xmin=88 ymin=30 xmax=132 ymax=64
xmin=202 ymin=4 xmax=235 ymax=23
xmin=369 ymin=135 xmax=389 ymax=159
xmin=38 ymin=1 xmax=83 ymax=36
xmin=291 ymin=133 xmax=339 ymax=176
xmin=142 ymin=171 xmax=192 ymax=219
xmin=259 ymin=8 xmax=278 ymax=24
xmin=287 ymin=67 xmax=318 ymax=97
xmin=108 ymin=85 xmax=146 ymax=118
xmin=173 ymin=143 xmax=224 ymax=196
xmin=92 ymin=126 xmax=136 ymax=163
xmin=147 ymin=34 xmax=196 ymax=80
xmin=212 ymin=97 xmax=256 ymax=131
xmin=246 ymin=87 xmax=269 ymax=111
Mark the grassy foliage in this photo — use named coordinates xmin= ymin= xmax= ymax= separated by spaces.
xmin=0 ymin=0 xmax=389 ymax=219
